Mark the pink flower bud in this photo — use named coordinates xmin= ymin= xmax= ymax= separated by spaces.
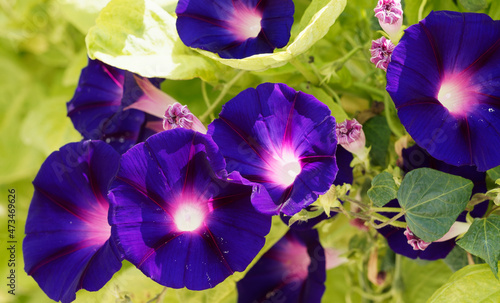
xmin=124 ymin=76 xmax=207 ymax=134
xmin=374 ymin=0 xmax=403 ymax=39
xmin=163 ymin=103 xmax=207 ymax=133
xmin=336 ymin=119 xmax=366 ymax=157
xmin=404 ymin=227 xmax=431 ymax=251
xmin=370 ymin=37 xmax=396 ymax=72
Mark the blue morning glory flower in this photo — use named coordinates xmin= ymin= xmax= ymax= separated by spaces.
xmin=23 ymin=141 xmax=123 ymax=303
xmin=377 ymin=144 xmax=488 ymax=260
xmin=387 ymin=11 xmax=500 ymax=171
xmin=108 ymin=128 xmax=272 ymax=290
xmin=67 ymin=59 xmax=164 ymax=154
xmin=281 ymin=146 xmax=353 ymax=230
xmin=176 ymin=0 xmax=294 ymax=59
xmin=237 ymin=228 xmax=326 ymax=303
xmin=208 ymin=83 xmax=338 ymax=216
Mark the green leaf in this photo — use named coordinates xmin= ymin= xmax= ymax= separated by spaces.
xmin=400 ymin=258 xmax=453 ymax=303
xmin=59 ymin=0 xmax=111 ymax=34
xmin=363 ymin=115 xmax=391 ymax=167
xmin=195 ymin=0 xmax=347 ymax=71
xmin=487 ymin=165 xmax=500 ymax=181
xmin=20 ymin=96 xmax=82 ymax=156
xmin=322 ymin=264 xmax=362 ymax=302
xmin=428 ymin=264 xmax=500 ymax=303
xmin=490 ymin=0 xmax=500 ymax=20
xmin=86 ymin=0 xmax=217 ymax=81
xmin=74 ymin=262 xmax=176 ymax=303
xmin=367 ymin=171 xmax=398 ymax=207
xmin=459 ymin=0 xmax=488 ymax=11
xmin=298 ymin=84 xmax=348 ymax=122
xmin=444 ymin=246 xmax=470 ymax=272
xmin=457 ymin=215 xmax=500 ymax=278
xmin=398 ymin=168 xmax=473 ymax=242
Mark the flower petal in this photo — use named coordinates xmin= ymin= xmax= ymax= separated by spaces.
xmin=208 ymin=83 xmax=338 ymax=216
xmin=237 ymin=229 xmax=326 ymax=303
xmin=109 ymin=129 xmax=271 ymax=290
xmin=23 ymin=141 xmax=122 ymax=303
xmin=67 ymin=59 xmax=163 ymax=154
xmin=176 ymin=0 xmax=294 ymax=59
xmin=387 ymin=11 xmax=500 ymax=171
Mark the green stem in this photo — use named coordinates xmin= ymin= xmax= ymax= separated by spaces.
xmin=371 ymin=207 xmax=402 ymax=213
xmin=200 ymin=70 xmax=246 ymax=121
xmin=308 ymin=59 xmax=343 ymax=104
xmin=342 ymin=196 xmax=370 ymax=209
xmin=418 ymin=0 xmax=428 ymax=21
xmin=146 ymin=287 xmax=168 ymax=303
xmin=290 ymin=58 xmax=319 ymax=85
xmin=391 ymin=254 xmax=404 ymax=303
xmin=201 ymin=81 xmax=215 ymax=120
xmin=353 ymin=288 xmax=393 ymax=301
xmin=486 ymin=205 xmax=500 ymax=217
xmin=357 ymin=267 xmax=370 ymax=303
xmin=383 ymin=92 xmax=405 ymax=138
xmin=339 ymin=46 xmax=362 ymax=65
xmin=352 ymin=82 xmax=386 ymax=97
xmin=371 ymin=212 xmax=407 ymax=228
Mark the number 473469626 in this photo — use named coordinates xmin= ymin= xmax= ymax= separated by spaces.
xmin=8 ymin=189 xmax=15 ymax=239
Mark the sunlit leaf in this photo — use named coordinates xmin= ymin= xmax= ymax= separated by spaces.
xmin=428 ymin=264 xmax=500 ymax=303
xmin=194 ymin=0 xmax=347 ymax=71
xmin=86 ymin=0 xmax=217 ymax=81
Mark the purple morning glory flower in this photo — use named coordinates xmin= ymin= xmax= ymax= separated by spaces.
xmin=108 ymin=129 xmax=272 ymax=290
xmin=23 ymin=140 xmax=123 ymax=303
xmin=208 ymin=83 xmax=338 ymax=216
xmin=387 ymin=11 xmax=500 ymax=171
xmin=237 ymin=228 xmax=326 ymax=303
xmin=281 ymin=146 xmax=354 ymax=230
xmin=67 ymin=59 xmax=164 ymax=154
xmin=377 ymin=144 xmax=488 ymax=260
xmin=175 ymin=0 xmax=294 ymax=59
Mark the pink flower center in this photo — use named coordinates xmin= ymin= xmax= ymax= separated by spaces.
xmin=269 ymin=149 xmax=301 ymax=187
xmin=437 ymin=75 xmax=476 ymax=115
xmin=229 ymin=4 xmax=263 ymax=41
xmin=276 ymin=238 xmax=310 ymax=281
xmin=86 ymin=202 xmax=112 ymax=244
xmin=174 ymin=203 xmax=205 ymax=232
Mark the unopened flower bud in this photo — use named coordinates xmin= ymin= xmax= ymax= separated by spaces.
xmin=404 ymin=227 xmax=431 ymax=251
xmin=336 ymin=119 xmax=366 ymax=158
xmin=370 ymin=37 xmax=396 ymax=72
xmin=374 ymin=0 xmax=403 ymax=40
xmin=163 ymin=103 xmax=206 ymax=133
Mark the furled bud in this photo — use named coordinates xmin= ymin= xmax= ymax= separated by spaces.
xmin=163 ymin=103 xmax=204 ymax=133
xmin=370 ymin=37 xmax=396 ymax=72
xmin=404 ymin=227 xmax=431 ymax=251
xmin=336 ymin=119 xmax=367 ymax=159
xmin=374 ymin=0 xmax=403 ymax=41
